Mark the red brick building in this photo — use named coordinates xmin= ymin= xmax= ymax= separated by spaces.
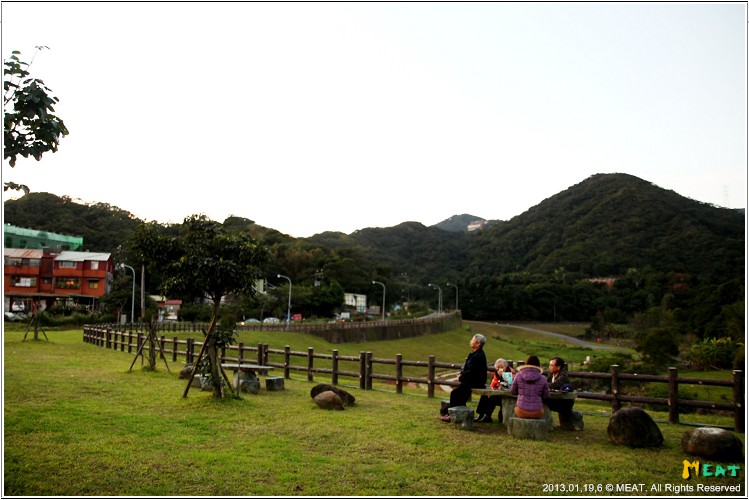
xmin=4 ymin=248 xmax=113 ymax=313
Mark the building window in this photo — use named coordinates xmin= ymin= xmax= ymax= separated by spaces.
xmin=12 ymin=276 xmax=37 ymax=287
xmin=55 ymin=277 xmax=80 ymax=289
xmin=59 ymin=261 xmax=76 ymax=269
xmin=5 ymin=257 xmax=21 ymax=266
xmin=42 ymin=277 xmax=52 ymax=285
xmin=90 ymin=261 xmax=99 ymax=270
xmin=88 ymin=279 xmax=99 ymax=289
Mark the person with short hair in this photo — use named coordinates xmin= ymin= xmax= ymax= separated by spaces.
xmin=545 ymin=356 xmax=575 ymax=422
xmin=475 ymin=358 xmax=515 ymax=423
xmin=439 ymin=334 xmax=488 ymax=422
xmin=510 ymin=355 xmax=549 ymax=419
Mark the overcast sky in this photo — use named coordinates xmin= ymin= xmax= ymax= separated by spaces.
xmin=2 ymin=2 xmax=746 ymax=237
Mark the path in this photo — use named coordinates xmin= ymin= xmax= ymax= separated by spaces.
xmin=488 ymin=323 xmax=621 ymax=351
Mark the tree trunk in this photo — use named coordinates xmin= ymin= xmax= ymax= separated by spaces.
xmin=206 ymin=303 xmax=224 ymax=398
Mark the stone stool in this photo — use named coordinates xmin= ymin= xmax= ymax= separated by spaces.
xmin=508 ymin=417 xmax=550 ymax=440
xmin=265 ymin=376 xmax=285 ymax=391
xmin=448 ymin=405 xmax=475 ymax=431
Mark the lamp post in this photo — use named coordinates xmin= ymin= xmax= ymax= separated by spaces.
xmin=428 ymin=283 xmax=442 ymax=314
xmin=117 ymin=263 xmax=135 ymax=324
xmin=372 ymin=280 xmax=386 ymax=321
xmin=277 ymin=274 xmax=292 ymax=327
xmin=446 ymin=282 xmax=458 ymax=311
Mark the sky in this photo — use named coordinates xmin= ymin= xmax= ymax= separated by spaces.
xmin=2 ymin=2 xmax=746 ymax=238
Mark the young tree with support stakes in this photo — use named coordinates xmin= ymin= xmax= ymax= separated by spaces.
xmin=131 ymin=215 xmax=268 ymax=398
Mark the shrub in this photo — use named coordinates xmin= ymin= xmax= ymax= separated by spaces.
xmin=684 ymin=337 xmax=743 ymax=371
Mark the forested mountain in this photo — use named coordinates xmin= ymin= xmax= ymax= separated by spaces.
xmin=464 ymin=173 xmax=744 ymax=282
xmin=3 ymin=193 xmax=143 ymax=252
xmin=433 ymin=214 xmax=487 ymax=232
xmin=4 ymin=174 xmax=744 ymax=330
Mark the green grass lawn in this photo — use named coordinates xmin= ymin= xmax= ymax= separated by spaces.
xmin=4 ymin=328 xmax=744 ymax=496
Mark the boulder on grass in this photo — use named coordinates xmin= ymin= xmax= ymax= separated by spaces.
xmin=310 ymin=383 xmax=355 ymax=407
xmin=179 ymin=364 xmax=195 ymax=379
xmin=313 ymin=391 xmax=345 ymax=410
xmin=682 ymin=428 xmax=743 ymax=461
xmin=607 ymin=407 xmax=663 ymax=448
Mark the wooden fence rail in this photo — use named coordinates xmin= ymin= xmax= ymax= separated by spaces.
xmin=83 ymin=325 xmax=744 ymax=432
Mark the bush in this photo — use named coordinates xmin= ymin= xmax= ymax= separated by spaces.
xmin=684 ymin=337 xmax=743 ymax=370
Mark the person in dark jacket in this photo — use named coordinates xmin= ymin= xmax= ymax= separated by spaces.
xmin=510 ymin=355 xmax=549 ymax=419
xmin=545 ymin=356 xmax=575 ymax=420
xmin=440 ymin=334 xmax=488 ymax=422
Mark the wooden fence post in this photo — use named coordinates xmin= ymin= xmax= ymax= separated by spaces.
xmin=668 ymin=367 xmax=679 ymax=424
xmin=359 ymin=352 xmax=366 ymax=390
xmin=611 ymin=364 xmax=621 ymax=413
xmin=172 ymin=337 xmax=178 ymax=362
xmin=263 ymin=344 xmax=269 ymax=365
xmin=428 ymin=355 xmax=436 ymax=398
xmin=238 ymin=343 xmax=244 ymax=365
xmin=186 ymin=338 xmax=194 ymax=364
xmin=395 ymin=353 xmax=403 ymax=394
xmin=332 ymin=349 xmax=339 ymax=386
xmin=307 ymin=347 xmax=314 ymax=382
xmin=366 ymin=352 xmax=373 ymax=390
xmin=734 ymin=370 xmax=744 ymax=433
xmin=284 ymin=346 xmax=291 ymax=379
xmin=257 ymin=343 xmax=263 ymax=366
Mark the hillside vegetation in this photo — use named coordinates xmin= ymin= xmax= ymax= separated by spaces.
xmin=4 ymin=173 xmax=744 ymax=345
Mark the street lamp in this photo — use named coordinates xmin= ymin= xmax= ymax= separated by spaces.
xmin=427 ymin=283 xmax=442 ymax=314
xmin=117 ymin=263 xmax=135 ymax=324
xmin=372 ymin=281 xmax=386 ymax=321
xmin=446 ymin=282 xmax=458 ymax=311
xmin=277 ymin=274 xmax=292 ymax=327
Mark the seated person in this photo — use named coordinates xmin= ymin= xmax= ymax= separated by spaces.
xmin=545 ymin=356 xmax=575 ymax=421
xmin=476 ymin=358 xmax=515 ymax=423
xmin=510 ymin=355 xmax=549 ymax=419
xmin=439 ymin=334 xmax=488 ymax=422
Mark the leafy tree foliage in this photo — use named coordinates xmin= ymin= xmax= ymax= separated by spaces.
xmin=4 ymin=48 xmax=68 ymax=190
xmin=140 ymin=215 xmax=268 ymax=398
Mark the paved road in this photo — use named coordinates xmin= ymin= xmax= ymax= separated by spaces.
xmin=474 ymin=322 xmax=621 ymax=351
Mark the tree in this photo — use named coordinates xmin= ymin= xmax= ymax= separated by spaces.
xmin=156 ymin=215 xmax=268 ymax=398
xmin=4 ymin=47 xmax=69 ymax=192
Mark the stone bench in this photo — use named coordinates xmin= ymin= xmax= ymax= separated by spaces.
xmin=447 ymin=405 xmax=475 ymax=431
xmin=508 ymin=417 xmax=550 ymax=440
xmin=265 ymin=376 xmax=285 ymax=391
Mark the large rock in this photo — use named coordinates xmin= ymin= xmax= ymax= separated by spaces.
xmin=682 ymin=428 xmax=743 ymax=461
xmin=310 ymin=383 xmax=355 ymax=407
xmin=179 ymin=364 xmax=195 ymax=379
xmin=313 ymin=390 xmax=345 ymax=410
xmin=607 ymin=407 xmax=663 ymax=448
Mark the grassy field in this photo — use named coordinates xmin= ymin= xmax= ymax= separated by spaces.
xmin=4 ymin=327 xmax=745 ymax=496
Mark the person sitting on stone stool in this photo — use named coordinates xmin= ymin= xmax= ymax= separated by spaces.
xmin=439 ymin=334 xmax=488 ymax=422
xmin=544 ymin=356 xmax=576 ymax=427
xmin=475 ymin=358 xmax=515 ymax=423
xmin=510 ymin=355 xmax=549 ymax=419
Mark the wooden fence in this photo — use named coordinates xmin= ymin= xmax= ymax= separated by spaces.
xmin=82 ymin=325 xmax=744 ymax=432
xmin=115 ymin=313 xmax=462 ymax=344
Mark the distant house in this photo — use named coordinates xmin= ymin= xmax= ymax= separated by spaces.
xmin=467 ymin=220 xmax=487 ymax=232
xmin=343 ymin=292 xmax=367 ymax=313
xmin=589 ymin=277 xmax=616 ymax=288
xmin=4 ymin=248 xmax=113 ymax=313
xmin=4 ymin=223 xmax=83 ymax=251
xmin=150 ymin=295 xmax=182 ymax=321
